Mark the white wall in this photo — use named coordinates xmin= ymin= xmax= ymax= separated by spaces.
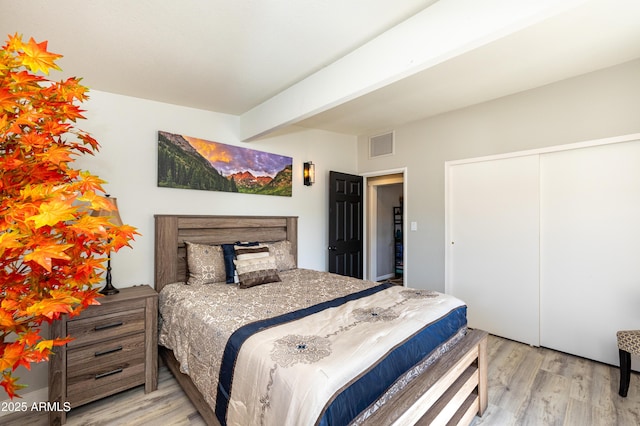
xmin=357 ymin=58 xmax=640 ymax=291
xmin=14 ymin=91 xmax=356 ymax=401
xmin=77 ymin=90 xmax=358 ymax=288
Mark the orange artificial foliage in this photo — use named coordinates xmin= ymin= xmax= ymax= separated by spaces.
xmin=0 ymin=34 xmax=138 ymax=398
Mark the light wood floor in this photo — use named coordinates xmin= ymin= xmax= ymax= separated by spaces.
xmin=471 ymin=335 xmax=640 ymax=426
xmin=5 ymin=334 xmax=639 ymax=425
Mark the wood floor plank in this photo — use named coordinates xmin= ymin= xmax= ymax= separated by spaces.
xmin=514 ymin=370 xmax=570 ymax=425
xmin=470 ymin=402 xmax=517 ymax=426
xmin=564 ymin=398 xmax=616 ymax=426
xmin=492 ymin=342 xmax=545 ymax=416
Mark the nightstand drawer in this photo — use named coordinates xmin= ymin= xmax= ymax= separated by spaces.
xmin=67 ymin=308 xmax=145 ymax=348
xmin=67 ymin=332 xmax=145 ymax=376
xmin=66 ymin=357 xmax=145 ymax=407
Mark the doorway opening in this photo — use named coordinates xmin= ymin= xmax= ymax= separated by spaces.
xmin=364 ymin=169 xmax=406 ymax=285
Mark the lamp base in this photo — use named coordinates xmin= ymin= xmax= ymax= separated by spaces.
xmin=100 ymin=282 xmax=120 ymax=295
xmin=101 ymin=254 xmax=119 ymax=295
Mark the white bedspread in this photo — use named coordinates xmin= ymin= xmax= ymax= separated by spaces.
xmin=158 ymin=269 xmax=466 ymax=426
xmin=226 ymin=285 xmax=465 ymax=426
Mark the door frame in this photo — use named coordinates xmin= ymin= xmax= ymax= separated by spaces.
xmin=362 ymin=167 xmax=407 ymax=284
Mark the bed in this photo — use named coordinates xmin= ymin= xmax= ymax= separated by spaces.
xmin=155 ymin=215 xmax=487 ymax=425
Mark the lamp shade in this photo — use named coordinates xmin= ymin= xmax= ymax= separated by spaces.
xmin=90 ymin=195 xmax=123 ymax=227
xmin=89 ymin=194 xmax=123 ymax=295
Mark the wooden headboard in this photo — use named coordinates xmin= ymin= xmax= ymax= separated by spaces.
xmin=154 ymin=215 xmax=298 ymax=292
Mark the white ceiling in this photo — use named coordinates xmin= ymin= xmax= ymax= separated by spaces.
xmin=3 ymin=0 xmax=640 ymax=140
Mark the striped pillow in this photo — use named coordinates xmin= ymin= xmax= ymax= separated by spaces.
xmin=234 ymin=244 xmax=270 ymax=260
xmin=234 ymin=255 xmax=280 ymax=289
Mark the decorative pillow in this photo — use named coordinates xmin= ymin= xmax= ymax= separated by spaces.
xmin=234 ymin=255 xmax=280 ymax=289
xmin=234 ymin=241 xmax=259 ymax=248
xmin=235 ymin=244 xmax=270 ymax=260
xmin=267 ymin=240 xmax=296 ymax=271
xmin=221 ymin=244 xmax=236 ymax=284
xmin=185 ymin=242 xmax=226 ymax=285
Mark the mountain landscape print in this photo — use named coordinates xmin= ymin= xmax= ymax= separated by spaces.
xmin=158 ymin=131 xmax=292 ymax=196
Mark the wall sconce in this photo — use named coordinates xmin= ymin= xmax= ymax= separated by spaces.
xmin=303 ymin=161 xmax=315 ymax=186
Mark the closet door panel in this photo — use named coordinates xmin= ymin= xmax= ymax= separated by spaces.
xmin=540 ymin=140 xmax=640 ymax=366
xmin=449 ymin=155 xmax=540 ymax=346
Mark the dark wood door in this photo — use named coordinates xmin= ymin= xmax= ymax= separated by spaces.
xmin=328 ymin=171 xmax=363 ymax=278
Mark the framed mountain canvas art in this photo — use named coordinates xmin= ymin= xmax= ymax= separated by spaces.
xmin=158 ymin=131 xmax=292 ymax=196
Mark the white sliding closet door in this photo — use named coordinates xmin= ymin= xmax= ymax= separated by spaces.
xmin=540 ymin=140 xmax=640 ymax=366
xmin=448 ymin=155 xmax=540 ymax=346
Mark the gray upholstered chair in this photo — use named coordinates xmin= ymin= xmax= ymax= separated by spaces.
xmin=617 ymin=330 xmax=640 ymax=397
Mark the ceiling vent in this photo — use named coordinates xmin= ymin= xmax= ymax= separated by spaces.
xmin=369 ymin=131 xmax=394 ymax=158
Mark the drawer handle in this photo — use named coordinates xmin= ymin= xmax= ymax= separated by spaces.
xmin=94 ymin=321 xmax=124 ymax=331
xmin=95 ymin=368 xmax=123 ymax=380
xmin=94 ymin=346 xmax=123 ymax=357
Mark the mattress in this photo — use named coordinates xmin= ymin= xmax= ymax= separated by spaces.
xmin=158 ymin=268 xmax=467 ymax=426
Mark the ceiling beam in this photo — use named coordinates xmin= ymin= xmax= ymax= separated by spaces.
xmin=239 ymin=0 xmax=588 ymax=141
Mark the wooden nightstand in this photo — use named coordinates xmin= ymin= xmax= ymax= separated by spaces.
xmin=48 ymin=285 xmax=158 ymax=425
